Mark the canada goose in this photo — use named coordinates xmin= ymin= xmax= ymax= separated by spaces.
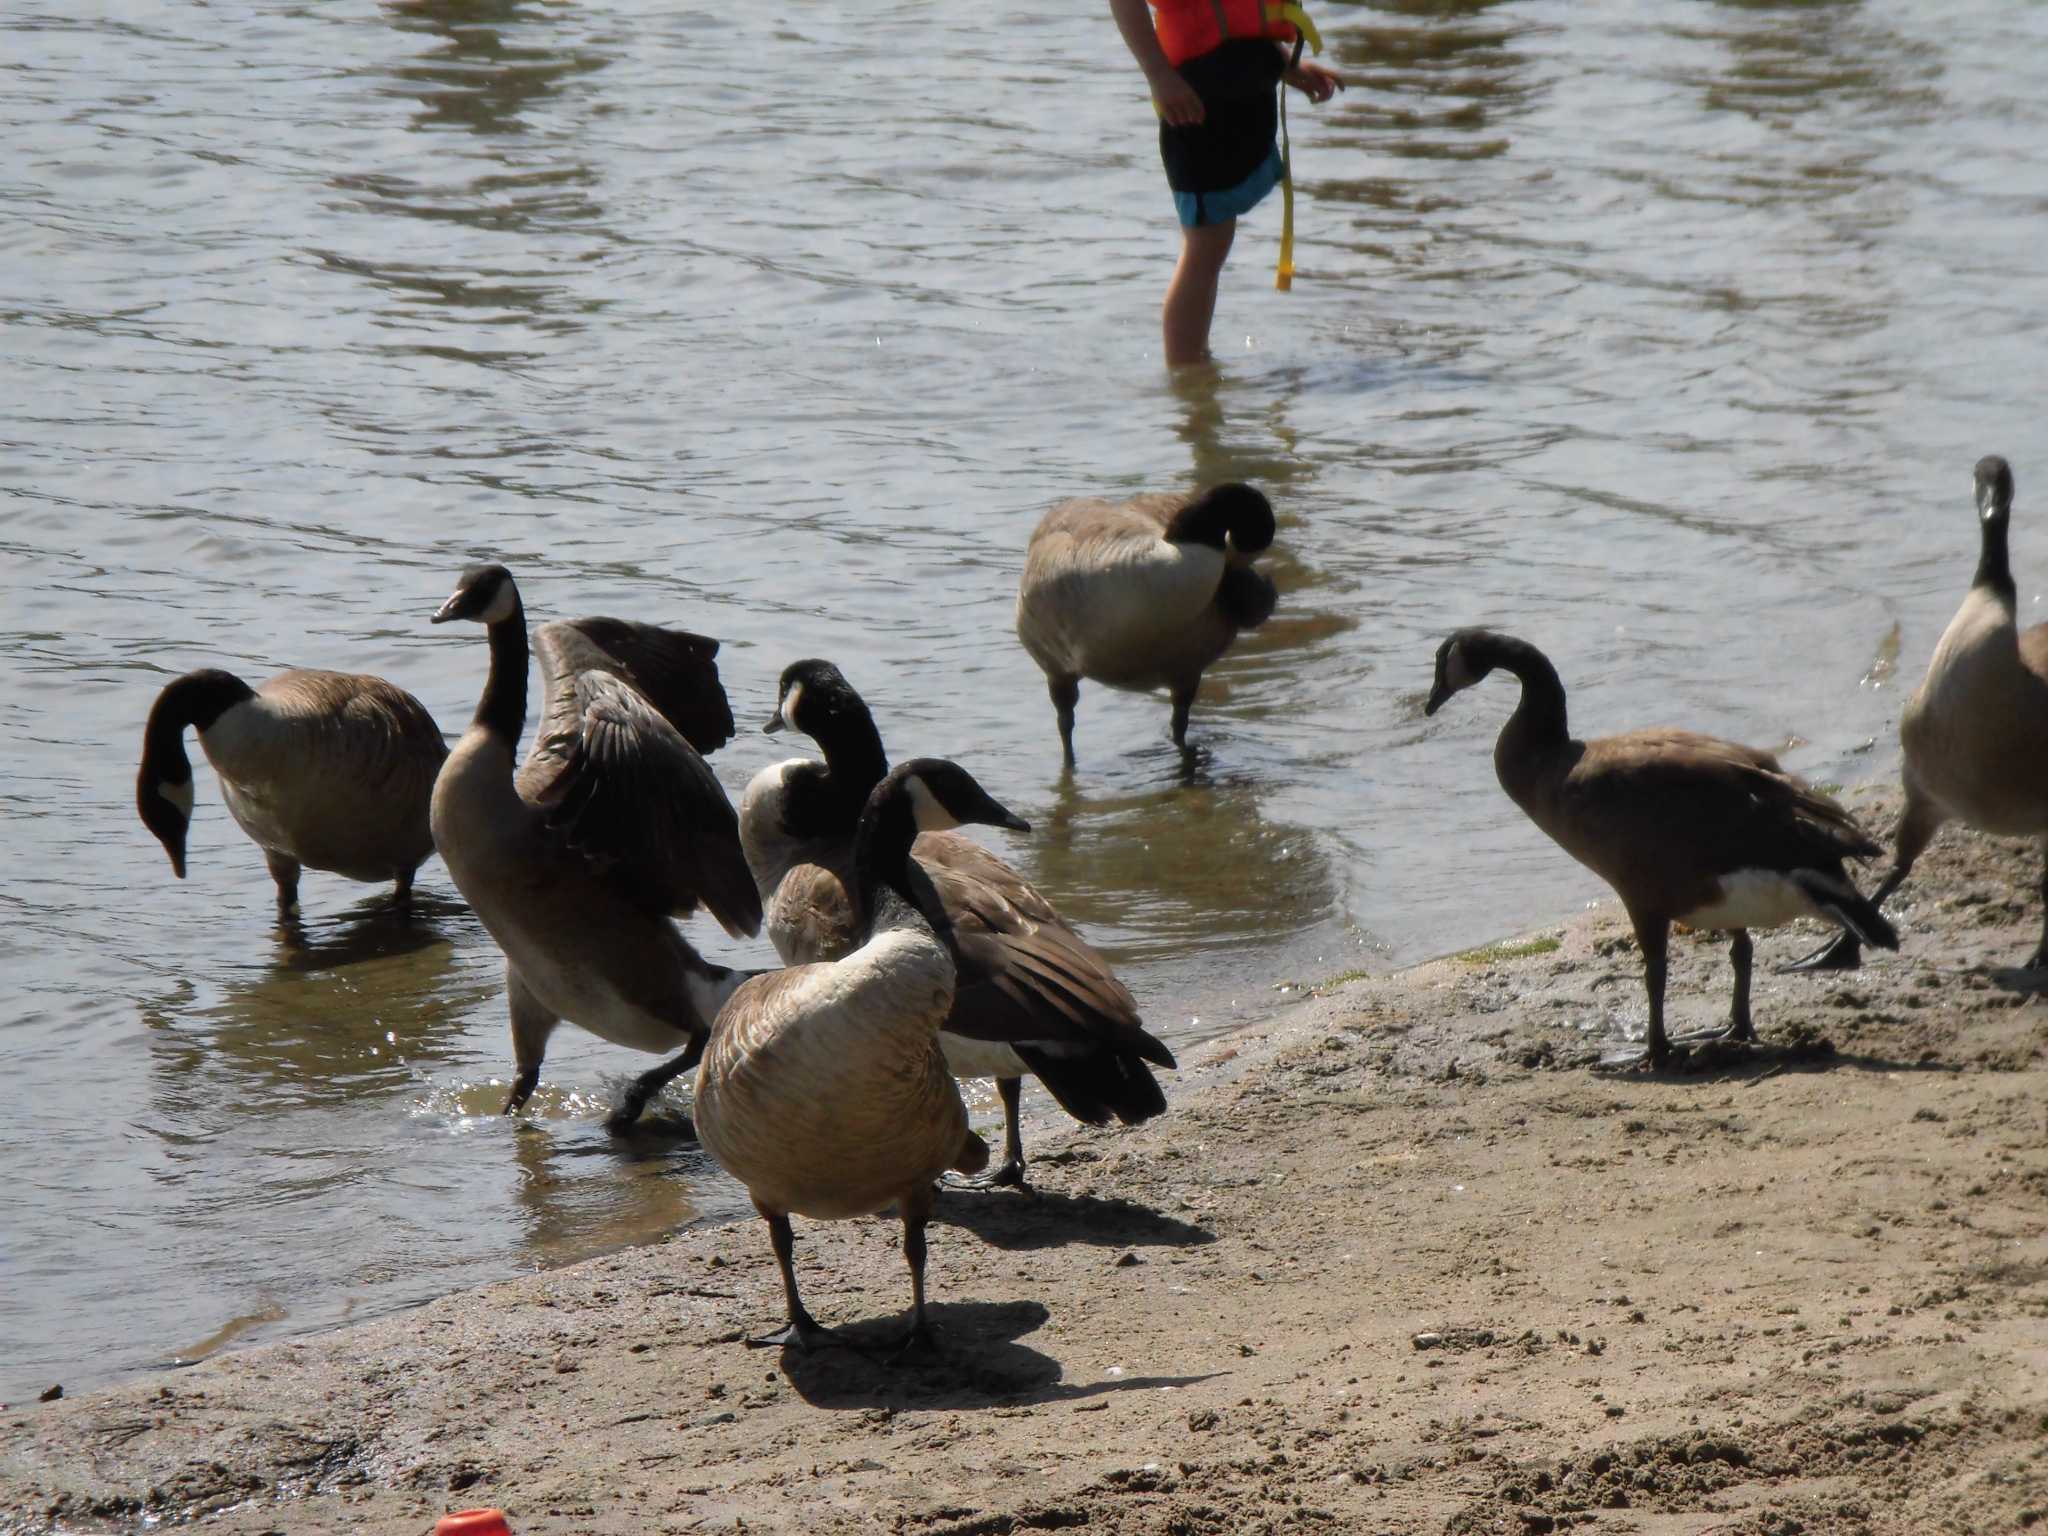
xmin=1424 ymin=629 xmax=1897 ymax=1065
xmin=137 ymin=667 xmax=446 ymax=913
xmin=697 ymin=758 xmax=1028 ymax=1352
xmin=1790 ymin=456 xmax=2048 ymax=974
xmin=428 ymin=563 xmax=763 ymax=1130
xmin=739 ymin=659 xmax=1175 ymax=1188
xmin=1015 ymin=482 xmax=1278 ymax=765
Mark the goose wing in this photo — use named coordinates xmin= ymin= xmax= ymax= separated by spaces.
xmin=517 ymin=621 xmax=762 ymax=936
xmin=915 ymin=831 xmax=1174 ymax=1068
xmin=1562 ymin=729 xmax=1881 ymax=877
xmin=537 ymin=616 xmax=737 ymax=755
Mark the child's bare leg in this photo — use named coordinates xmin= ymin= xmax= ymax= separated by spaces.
xmin=1164 ymin=219 xmax=1236 ymax=367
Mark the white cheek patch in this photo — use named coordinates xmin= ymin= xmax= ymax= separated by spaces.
xmin=904 ymin=775 xmax=960 ymax=832
xmin=479 ymin=582 xmax=517 ymax=624
xmin=1442 ymin=644 xmax=1476 ymax=691
xmin=779 ymin=680 xmax=804 ymax=732
xmin=160 ymin=779 xmax=195 ymax=818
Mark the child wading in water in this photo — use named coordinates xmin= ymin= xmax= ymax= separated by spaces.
xmin=1110 ymin=0 xmax=1343 ymax=367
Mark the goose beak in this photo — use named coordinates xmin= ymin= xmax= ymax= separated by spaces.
xmin=430 ymin=593 xmax=462 ymax=624
xmin=995 ymin=807 xmax=1031 ymax=834
xmin=762 ymin=709 xmax=786 ymax=734
xmin=1423 ymin=682 xmax=1450 ymax=717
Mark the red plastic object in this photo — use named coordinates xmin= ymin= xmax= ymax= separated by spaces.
xmin=435 ymin=1512 xmax=511 ymax=1536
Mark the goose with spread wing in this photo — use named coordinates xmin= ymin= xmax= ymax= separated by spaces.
xmin=429 ymin=563 xmax=762 ymax=1129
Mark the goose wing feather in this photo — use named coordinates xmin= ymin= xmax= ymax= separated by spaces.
xmin=518 ymin=625 xmax=762 ymax=936
xmin=915 ymin=831 xmax=1174 ymax=1067
xmin=535 ymin=617 xmax=737 ymax=755
xmin=1560 ymin=730 xmax=1881 ymax=874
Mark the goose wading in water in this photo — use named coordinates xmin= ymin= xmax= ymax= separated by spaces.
xmin=738 ymin=658 xmax=1175 ymax=1189
xmin=137 ymin=665 xmax=446 ymax=914
xmin=1424 ymin=628 xmax=1897 ymax=1066
xmin=428 ymin=563 xmax=762 ymax=1130
xmin=1015 ymin=482 xmax=1278 ymax=765
xmin=1788 ymin=455 xmax=2048 ymax=975
xmin=696 ymin=758 xmax=1029 ymax=1354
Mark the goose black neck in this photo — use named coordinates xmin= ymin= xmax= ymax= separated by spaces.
xmin=811 ymin=704 xmax=890 ymax=817
xmin=1484 ymin=635 xmax=1570 ymax=750
xmin=1974 ymin=513 xmax=2015 ymax=601
xmin=144 ymin=670 xmax=256 ymax=777
xmin=476 ymin=594 xmax=529 ymax=744
xmin=851 ymin=789 xmax=943 ymax=942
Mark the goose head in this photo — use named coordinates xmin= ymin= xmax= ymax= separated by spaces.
xmin=852 ymin=757 xmax=1029 ymax=912
xmin=136 ymin=668 xmax=256 ymax=879
xmin=765 ymin=657 xmax=863 ymax=737
xmin=1424 ymin=628 xmax=1498 ymax=716
xmin=1166 ymin=483 xmax=1276 ymax=554
xmin=431 ymin=563 xmax=521 ymax=626
xmin=1976 ymin=455 xmax=2014 ymax=527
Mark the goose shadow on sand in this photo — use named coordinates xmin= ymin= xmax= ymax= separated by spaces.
xmin=774 ymin=1299 xmax=1223 ymax=1411
xmin=933 ymin=1183 xmax=1218 ymax=1253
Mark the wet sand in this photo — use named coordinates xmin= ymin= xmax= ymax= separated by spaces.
xmin=5 ymin=786 xmax=2045 ymax=1535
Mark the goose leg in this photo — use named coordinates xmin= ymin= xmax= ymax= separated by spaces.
xmin=607 ymin=1034 xmax=705 ymax=1133
xmin=945 ymin=1078 xmax=1030 ymax=1191
xmin=2027 ymin=841 xmax=2048 ymax=971
xmin=1049 ymin=676 xmax=1079 ymax=768
xmin=1670 ymin=930 xmax=1757 ymax=1046
xmin=1783 ymin=796 xmax=1941 ymax=973
xmin=503 ymin=969 xmax=558 ymax=1117
xmin=393 ymin=866 xmax=415 ymax=911
xmin=894 ymin=1181 xmax=941 ymax=1360
xmin=1728 ymin=929 xmax=1755 ymax=1041
xmin=1601 ymin=911 xmax=1672 ymax=1068
xmin=1169 ymin=683 xmax=1196 ymax=751
xmin=264 ymin=850 xmax=301 ymax=915
xmin=745 ymin=1209 xmax=834 ymax=1352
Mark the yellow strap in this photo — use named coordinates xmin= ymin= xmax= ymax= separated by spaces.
xmin=1276 ymin=86 xmax=1293 ymax=290
xmin=1270 ymin=0 xmax=1317 ymax=289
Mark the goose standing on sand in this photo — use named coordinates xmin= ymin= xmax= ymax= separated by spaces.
xmin=428 ymin=563 xmax=763 ymax=1130
xmin=1424 ymin=629 xmax=1897 ymax=1065
xmin=1015 ymin=482 xmax=1278 ymax=765
xmin=137 ymin=666 xmax=446 ymax=913
xmin=739 ymin=659 xmax=1175 ymax=1188
xmin=698 ymin=759 xmax=1029 ymax=1352
xmin=1790 ymin=455 xmax=2048 ymax=974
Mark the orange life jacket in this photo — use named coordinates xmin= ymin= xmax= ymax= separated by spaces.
xmin=1150 ymin=0 xmax=1300 ymax=68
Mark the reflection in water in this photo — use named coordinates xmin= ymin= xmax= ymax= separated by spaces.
xmin=382 ymin=0 xmax=608 ymax=138
xmin=141 ymin=897 xmax=473 ymax=1115
xmin=1029 ymin=768 xmax=1336 ymax=968
xmin=1686 ymin=0 xmax=1938 ymax=127
xmin=507 ymin=1124 xmax=724 ymax=1269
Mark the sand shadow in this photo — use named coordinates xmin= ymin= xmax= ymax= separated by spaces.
xmin=776 ymin=1299 xmax=1222 ymax=1411
xmin=1982 ymin=963 xmax=2048 ymax=997
xmin=1594 ymin=1032 xmax=1956 ymax=1081
xmin=933 ymin=1186 xmax=1217 ymax=1252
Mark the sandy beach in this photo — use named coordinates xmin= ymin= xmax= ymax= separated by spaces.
xmin=6 ymin=785 xmax=2045 ymax=1536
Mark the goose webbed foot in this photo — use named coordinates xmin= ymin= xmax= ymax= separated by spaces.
xmin=1779 ymin=933 xmax=1863 ymax=974
xmin=746 ymin=1311 xmax=858 ymax=1356
xmin=501 ymin=1068 xmax=540 ymax=1117
xmin=941 ymin=1158 xmax=1032 ymax=1193
xmin=890 ymin=1316 xmax=943 ymax=1365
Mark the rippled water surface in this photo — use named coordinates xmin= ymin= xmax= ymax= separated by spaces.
xmin=5 ymin=0 xmax=2046 ymax=1397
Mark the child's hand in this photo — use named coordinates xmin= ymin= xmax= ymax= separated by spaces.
xmin=1284 ymin=59 xmax=1344 ymax=105
xmin=1150 ymin=68 xmax=1205 ymax=127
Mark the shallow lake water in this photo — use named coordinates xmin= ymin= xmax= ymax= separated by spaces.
xmin=4 ymin=0 xmax=2046 ymax=1397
